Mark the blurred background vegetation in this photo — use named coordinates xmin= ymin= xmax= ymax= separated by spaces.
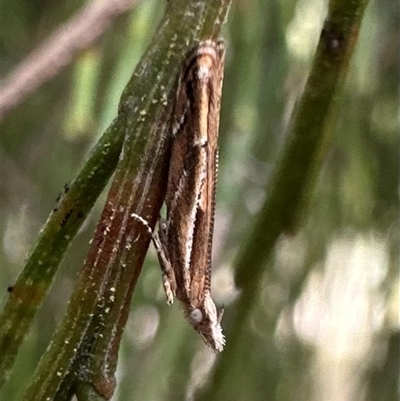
xmin=0 ymin=0 xmax=398 ymax=400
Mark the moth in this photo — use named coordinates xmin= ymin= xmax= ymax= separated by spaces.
xmin=134 ymin=40 xmax=225 ymax=352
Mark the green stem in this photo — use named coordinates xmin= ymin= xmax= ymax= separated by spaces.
xmin=199 ymin=0 xmax=371 ymax=399
xmin=0 ymin=118 xmax=124 ymax=388
xmin=17 ymin=1 xmax=231 ymax=400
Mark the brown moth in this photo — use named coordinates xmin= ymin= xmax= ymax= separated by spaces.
xmin=134 ymin=40 xmax=225 ymax=351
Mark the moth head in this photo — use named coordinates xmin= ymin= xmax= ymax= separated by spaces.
xmin=186 ymin=292 xmax=225 ymax=352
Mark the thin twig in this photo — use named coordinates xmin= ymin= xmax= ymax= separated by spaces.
xmin=14 ymin=0 xmax=231 ymax=399
xmin=198 ymin=0 xmax=371 ymax=399
xmin=0 ymin=0 xmax=138 ymax=122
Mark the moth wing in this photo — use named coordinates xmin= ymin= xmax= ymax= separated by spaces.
xmin=189 ymin=42 xmax=225 ymax=304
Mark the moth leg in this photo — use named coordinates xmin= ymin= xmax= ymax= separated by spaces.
xmin=130 ymin=212 xmax=177 ymax=305
xmin=153 ymin=219 xmax=177 ymax=305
